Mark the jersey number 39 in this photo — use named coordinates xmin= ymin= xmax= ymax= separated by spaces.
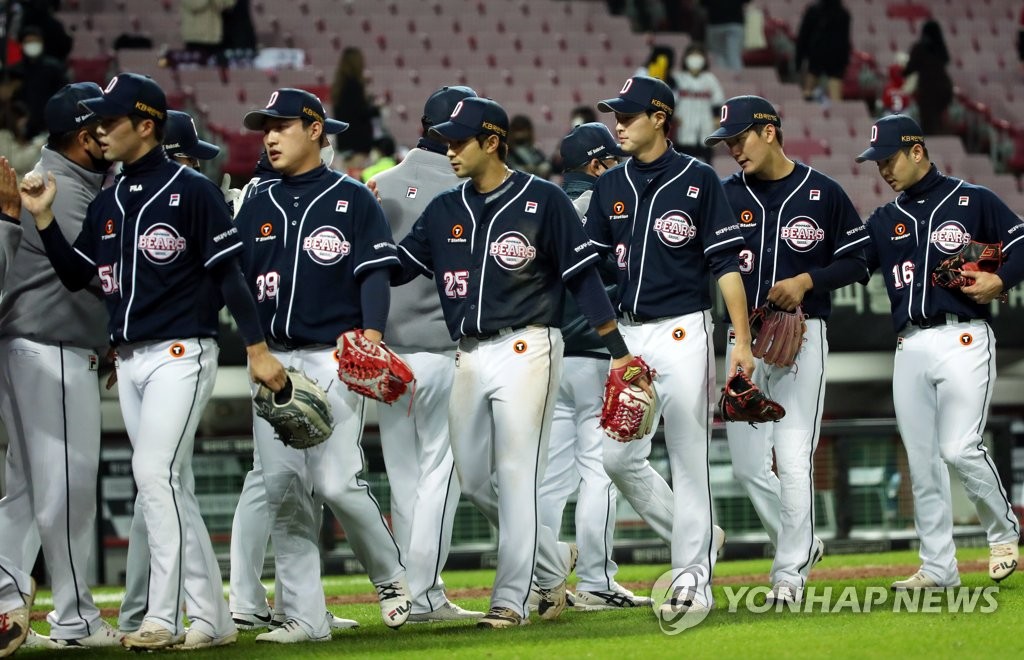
xmin=256 ymin=271 xmax=280 ymax=301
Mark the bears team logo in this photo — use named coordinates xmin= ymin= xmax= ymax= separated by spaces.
xmin=302 ymin=226 xmax=351 ymax=265
xmin=489 ymin=231 xmax=537 ymax=270
xmin=137 ymin=223 xmax=187 ymax=264
xmin=930 ymin=221 xmax=971 ymax=254
xmin=653 ymin=210 xmax=697 ymax=248
xmin=780 ymin=216 xmax=825 ymax=252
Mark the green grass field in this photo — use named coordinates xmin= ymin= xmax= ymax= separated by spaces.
xmin=22 ymin=546 xmax=1022 ymax=658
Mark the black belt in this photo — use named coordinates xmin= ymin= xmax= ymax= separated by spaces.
xmin=907 ymin=313 xmax=976 ymax=329
xmin=268 ymin=338 xmax=327 ymax=351
xmin=620 ymin=311 xmax=676 ymax=326
xmin=468 ymin=326 xmax=526 ymax=341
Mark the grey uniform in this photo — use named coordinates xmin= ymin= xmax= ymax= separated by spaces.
xmin=0 ymin=146 xmax=109 ymax=640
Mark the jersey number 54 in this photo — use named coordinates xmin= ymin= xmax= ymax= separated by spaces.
xmin=98 ymin=263 xmax=119 ymax=294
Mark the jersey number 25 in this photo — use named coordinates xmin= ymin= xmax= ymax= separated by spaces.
xmin=443 ymin=270 xmax=469 ymax=298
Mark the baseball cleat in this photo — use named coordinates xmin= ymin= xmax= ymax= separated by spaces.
xmin=406 ymin=601 xmax=484 ymax=623
xmin=21 ymin=629 xmax=61 ymax=650
xmin=574 ymin=584 xmax=653 ymax=611
xmin=989 ymin=542 xmax=1019 ymax=582
xmin=0 ymin=579 xmax=33 ymax=658
xmin=765 ymin=580 xmax=803 ymax=604
xmin=231 ymin=609 xmax=273 ymax=631
xmin=567 ymin=543 xmax=579 ymax=575
xmin=255 ymin=619 xmax=329 ymax=644
xmin=55 ymin=620 xmax=125 ymax=647
xmin=713 ymin=525 xmax=727 ymax=559
xmin=890 ymin=569 xmax=959 ymax=591
xmin=375 ymin=579 xmax=412 ymax=628
xmin=121 ymin=620 xmax=184 ymax=650
xmin=476 ymin=607 xmax=529 ymax=629
xmin=171 ymin=628 xmax=238 ymax=650
xmin=327 ymin=612 xmax=359 ymax=630
xmin=811 ymin=536 xmax=825 ymax=568
xmin=536 ymin=581 xmax=567 ymax=621
xmin=658 ymin=588 xmax=709 ymax=619
xmin=270 ymin=612 xmax=287 ymax=629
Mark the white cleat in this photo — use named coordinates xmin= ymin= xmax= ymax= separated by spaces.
xmin=811 ymin=536 xmax=825 ymax=568
xmin=713 ymin=525 xmax=726 ymax=559
xmin=375 ymin=579 xmax=411 ymax=628
xmin=328 ymin=611 xmax=359 ymax=630
xmin=231 ymin=609 xmax=273 ymax=631
xmin=891 ymin=569 xmax=959 ymax=591
xmin=406 ymin=601 xmax=484 ymax=623
xmin=255 ymin=619 xmax=329 ymax=644
xmin=121 ymin=620 xmax=184 ymax=650
xmin=0 ymin=579 xmax=33 ymax=658
xmin=21 ymin=629 xmax=61 ymax=650
xmin=989 ymin=542 xmax=1019 ymax=582
xmin=536 ymin=581 xmax=567 ymax=621
xmin=574 ymin=584 xmax=653 ymax=611
xmin=476 ymin=607 xmax=528 ymax=629
xmin=55 ymin=620 xmax=125 ymax=647
xmin=172 ymin=628 xmax=238 ymax=650
xmin=765 ymin=580 xmax=803 ymax=604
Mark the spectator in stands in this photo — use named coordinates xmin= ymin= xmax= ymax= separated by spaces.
xmin=9 ymin=26 xmax=68 ymax=139
xmin=0 ymin=99 xmax=46 ymax=175
xmin=634 ymin=44 xmax=684 ymax=89
xmin=675 ymin=42 xmax=724 ymax=163
xmin=879 ymin=52 xmax=913 ymax=116
xmin=506 ymin=114 xmax=552 ymax=179
xmin=331 ymin=46 xmax=380 ymax=173
xmin=903 ymin=19 xmax=953 ymax=136
xmin=795 ymin=0 xmax=852 ymax=103
xmin=701 ymin=0 xmax=749 ymax=70
xmin=361 ymin=135 xmax=397 ymax=183
xmin=219 ymin=0 xmax=257 ymax=59
xmin=181 ymin=0 xmax=236 ymax=63
xmin=18 ymin=0 xmax=72 ymax=62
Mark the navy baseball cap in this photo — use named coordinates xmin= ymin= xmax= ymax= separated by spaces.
xmin=855 ymin=114 xmax=925 ymax=162
xmin=597 ymin=76 xmax=675 ymax=117
xmin=163 ymin=110 xmax=220 ymax=160
xmin=44 ymin=82 xmax=102 ymax=136
xmin=422 ymin=85 xmax=477 ymax=127
xmin=243 ymin=88 xmax=349 ymax=134
xmin=429 ymin=97 xmax=509 ymax=142
xmin=704 ymin=95 xmax=781 ymax=146
xmin=79 ymin=73 xmax=167 ymax=123
xmin=560 ymin=122 xmax=626 ymax=170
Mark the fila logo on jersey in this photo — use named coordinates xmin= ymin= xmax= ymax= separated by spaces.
xmin=653 ymin=210 xmax=697 ymax=248
xmin=525 ymin=201 xmax=538 ymax=214
xmin=930 ymin=221 xmax=971 ymax=254
xmin=687 ymin=186 xmax=699 ymax=198
xmin=406 ymin=187 xmax=418 ymax=199
xmin=809 ymin=189 xmax=820 ymax=201
xmin=130 ymin=184 xmax=143 ymax=192
xmin=169 ymin=193 xmax=180 ymax=207
xmin=303 ymin=226 xmax=351 ymax=264
xmin=336 ymin=200 xmax=349 ymax=213
xmin=138 ymin=223 xmax=187 ymax=264
xmin=780 ymin=216 xmax=825 ymax=252
xmin=959 ymin=196 xmax=969 ymax=206
xmin=489 ymin=231 xmax=537 ymax=270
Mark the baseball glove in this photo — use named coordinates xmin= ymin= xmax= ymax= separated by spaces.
xmin=599 ymin=356 xmax=657 ymax=442
xmin=931 ymin=240 xmax=1003 ymax=289
xmin=749 ymin=303 xmax=807 ymax=368
xmin=717 ymin=371 xmax=786 ymax=425
xmin=336 ymin=329 xmax=415 ymax=404
xmin=253 ymin=368 xmax=334 ymax=449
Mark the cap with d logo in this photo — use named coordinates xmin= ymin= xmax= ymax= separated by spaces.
xmin=597 ymin=76 xmax=675 ymax=117
xmin=79 ymin=73 xmax=167 ymax=124
xmin=422 ymin=85 xmax=478 ymax=127
xmin=243 ymin=88 xmax=349 ymax=134
xmin=428 ymin=97 xmax=509 ymax=142
xmin=703 ymin=95 xmax=781 ymax=146
xmin=855 ymin=114 xmax=925 ymax=162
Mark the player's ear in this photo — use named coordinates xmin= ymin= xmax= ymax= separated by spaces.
xmin=308 ymin=120 xmax=324 ymax=143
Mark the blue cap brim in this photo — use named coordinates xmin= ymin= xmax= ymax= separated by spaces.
xmin=703 ymin=123 xmax=754 ymax=147
xmin=79 ymin=97 xmax=133 ymax=118
xmin=596 ymin=98 xmax=648 ymax=115
xmin=243 ymin=110 xmax=349 ymax=134
xmin=855 ymin=144 xmax=900 ymax=163
xmin=187 ymin=139 xmax=221 ymax=160
xmin=428 ymin=121 xmax=479 ymax=141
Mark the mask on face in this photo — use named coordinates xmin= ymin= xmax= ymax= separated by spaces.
xmin=22 ymin=42 xmax=44 ymax=58
xmin=321 ymin=145 xmax=335 ymax=168
xmin=685 ymin=54 xmax=705 ymax=72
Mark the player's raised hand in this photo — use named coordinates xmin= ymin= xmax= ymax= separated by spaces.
xmin=0 ymin=157 xmax=21 ymax=219
xmin=959 ymin=269 xmax=1006 ymax=305
xmin=766 ymin=273 xmax=813 ymax=311
xmin=366 ymin=178 xmax=383 ymax=205
xmin=19 ymin=171 xmax=58 ymax=227
xmin=247 ymin=342 xmax=288 ymax=392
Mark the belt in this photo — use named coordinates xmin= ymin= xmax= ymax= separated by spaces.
xmin=620 ymin=311 xmax=676 ymax=326
xmin=906 ymin=313 xmax=977 ymax=330
xmin=268 ymin=338 xmax=327 ymax=351
xmin=468 ymin=326 xmax=526 ymax=341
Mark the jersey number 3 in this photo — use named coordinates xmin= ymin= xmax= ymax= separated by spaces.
xmin=443 ymin=270 xmax=469 ymax=298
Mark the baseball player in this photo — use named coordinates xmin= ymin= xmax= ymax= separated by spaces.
xmin=234 ymin=88 xmax=410 ymax=643
xmin=855 ymin=115 xmax=1021 ymax=589
xmin=529 ymin=122 xmax=650 ymax=610
xmin=705 ymin=95 xmax=870 ymax=603
xmin=369 ymin=85 xmax=484 ymax=623
xmin=0 ymin=156 xmax=33 ymax=660
xmin=394 ymin=96 xmax=649 ymax=628
xmin=584 ymin=76 xmax=754 ymax=617
xmin=0 ymin=83 xmax=124 ymax=648
xmin=19 ymin=72 xmax=287 ymax=650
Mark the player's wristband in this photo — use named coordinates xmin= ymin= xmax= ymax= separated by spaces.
xmin=600 ymin=328 xmax=630 ymax=360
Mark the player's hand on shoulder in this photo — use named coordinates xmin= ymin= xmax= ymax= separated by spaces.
xmin=247 ymin=342 xmax=288 ymax=392
xmin=766 ymin=273 xmax=813 ymax=311
xmin=958 ymin=269 xmax=1005 ymax=305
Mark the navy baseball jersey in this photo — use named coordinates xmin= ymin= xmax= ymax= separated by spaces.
xmin=584 ymin=150 xmax=744 ymax=317
xmin=398 ymin=171 xmax=599 ymax=340
xmin=720 ymin=161 xmax=869 ymax=319
xmin=235 ymin=165 xmax=400 ymax=345
xmin=73 ymin=147 xmax=241 ymax=343
xmin=864 ymin=167 xmax=1024 ymax=331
